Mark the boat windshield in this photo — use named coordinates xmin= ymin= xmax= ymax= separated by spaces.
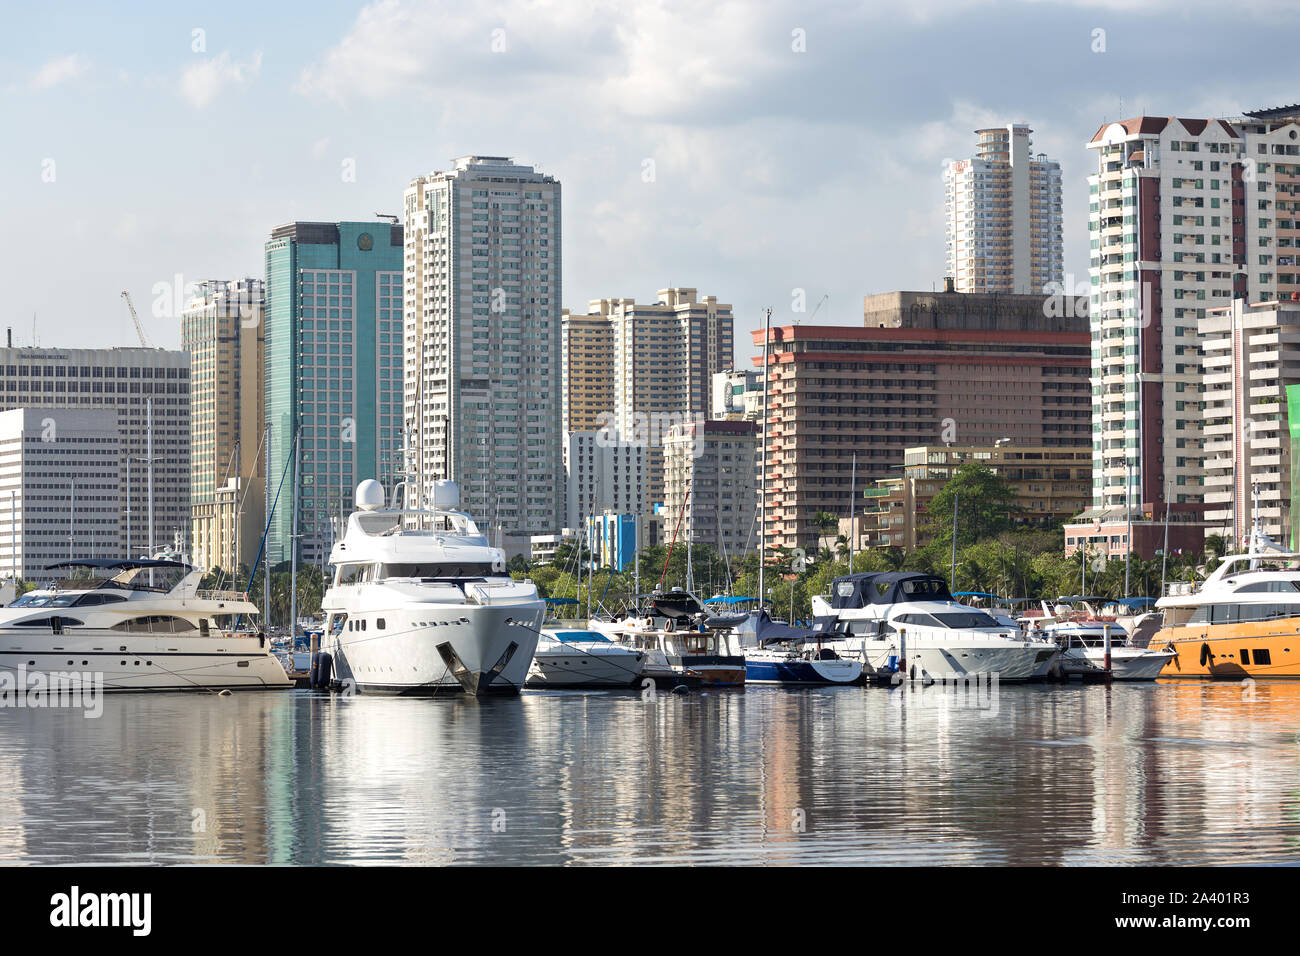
xmin=9 ymin=591 xmax=60 ymax=608
xmin=551 ymin=630 xmax=611 ymax=644
xmin=932 ymin=610 xmax=1000 ymax=629
xmin=381 ymin=562 xmax=497 ymax=579
xmin=107 ymin=565 xmax=186 ymax=592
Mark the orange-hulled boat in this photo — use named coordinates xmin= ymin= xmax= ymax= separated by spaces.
xmin=1153 ymin=549 xmax=1300 ymax=679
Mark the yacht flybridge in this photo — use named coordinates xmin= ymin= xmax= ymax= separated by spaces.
xmin=318 ymin=479 xmax=544 ymax=696
xmin=0 ymin=558 xmax=290 ymax=691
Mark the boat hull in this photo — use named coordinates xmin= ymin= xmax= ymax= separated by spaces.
xmin=1059 ymin=648 xmax=1175 ymax=681
xmin=526 ymin=644 xmax=645 ymax=688
xmin=668 ymin=656 xmax=746 ymax=687
xmin=0 ymin=632 xmax=291 ymax=692
xmin=745 ymin=655 xmax=863 ymax=685
xmin=827 ymin=639 xmax=1056 ymax=682
xmin=1155 ymin=621 xmax=1300 ymax=678
xmin=323 ymin=602 xmax=543 ymax=696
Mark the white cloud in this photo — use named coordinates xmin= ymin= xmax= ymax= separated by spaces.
xmin=180 ymin=51 xmax=263 ymax=109
xmin=31 ymin=54 xmax=90 ymax=90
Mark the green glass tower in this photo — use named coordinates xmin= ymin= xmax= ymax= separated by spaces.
xmin=264 ymin=221 xmax=404 ymax=567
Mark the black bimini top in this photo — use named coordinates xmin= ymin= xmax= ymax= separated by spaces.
xmin=828 ymin=572 xmax=954 ymax=610
xmin=45 ymin=558 xmax=192 ymax=572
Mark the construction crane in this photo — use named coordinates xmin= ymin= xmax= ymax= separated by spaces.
xmin=120 ymin=291 xmax=150 ymax=348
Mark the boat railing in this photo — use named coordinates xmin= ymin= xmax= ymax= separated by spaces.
xmin=1162 ymin=580 xmax=1198 ymax=598
xmin=196 ymin=589 xmax=250 ymax=603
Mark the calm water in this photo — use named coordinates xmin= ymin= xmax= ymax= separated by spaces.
xmin=1 ymin=679 xmax=1299 ymax=865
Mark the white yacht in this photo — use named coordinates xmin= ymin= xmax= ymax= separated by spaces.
xmin=590 ymin=589 xmax=749 ymax=687
xmin=0 ymin=558 xmax=290 ymax=691
xmin=318 ymin=479 xmax=544 ymax=696
xmin=526 ymin=628 xmax=646 ymax=689
xmin=810 ymin=572 xmax=1060 ymax=682
xmin=1021 ymin=601 xmax=1174 ymax=681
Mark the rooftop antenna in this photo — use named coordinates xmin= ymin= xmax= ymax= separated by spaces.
xmin=805 ymin=293 xmax=828 ymax=326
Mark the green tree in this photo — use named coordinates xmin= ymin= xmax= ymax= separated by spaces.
xmin=924 ymin=464 xmax=1023 ymax=550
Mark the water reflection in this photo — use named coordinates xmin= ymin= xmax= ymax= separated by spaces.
xmin=0 ymin=680 xmax=1297 ymax=865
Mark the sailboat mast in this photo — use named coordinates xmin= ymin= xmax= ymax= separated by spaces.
xmin=687 ymin=442 xmax=695 ymax=593
xmin=289 ymin=428 xmax=301 ymax=643
xmin=233 ymin=438 xmax=241 ymax=579
xmin=849 ymin=451 xmax=856 ymax=571
xmin=759 ymin=307 xmax=770 ymax=609
xmin=264 ymin=422 xmax=271 ymax=629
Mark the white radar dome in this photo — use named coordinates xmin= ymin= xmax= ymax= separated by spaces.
xmin=355 ymin=479 xmax=386 ymax=511
xmin=431 ymin=479 xmax=460 ymax=509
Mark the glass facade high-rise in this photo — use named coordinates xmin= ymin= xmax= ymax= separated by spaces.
xmin=264 ymin=221 xmax=404 ymax=566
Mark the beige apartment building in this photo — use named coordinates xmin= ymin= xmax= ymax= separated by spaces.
xmin=945 ymin=124 xmax=1064 ymax=294
xmin=1200 ymin=297 xmax=1300 ymax=548
xmin=570 ymin=288 xmax=733 ymax=507
xmin=182 ymin=278 xmax=265 ymax=574
xmin=561 ymin=309 xmax=615 ymax=433
xmin=854 ymin=444 xmax=1091 ymax=551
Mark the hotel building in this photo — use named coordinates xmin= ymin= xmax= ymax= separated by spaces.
xmin=181 ymin=278 xmax=265 ymax=574
xmin=0 ymin=345 xmax=190 ymax=561
xmin=754 ymin=288 xmax=1090 ymax=552
xmin=264 ymin=221 xmax=405 ymax=566
xmin=944 ymin=124 xmax=1064 ymax=294
xmin=404 ymin=157 xmax=562 ymax=555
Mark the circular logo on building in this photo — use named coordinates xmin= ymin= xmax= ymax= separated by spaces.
xmin=357 ymin=232 xmax=374 ymax=251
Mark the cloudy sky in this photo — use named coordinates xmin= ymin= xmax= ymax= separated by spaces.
xmin=5 ymin=0 xmax=1300 ymax=357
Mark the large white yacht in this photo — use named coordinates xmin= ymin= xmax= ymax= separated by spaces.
xmin=318 ymin=479 xmax=544 ymax=696
xmin=810 ymin=572 xmax=1060 ymax=681
xmin=0 ymin=558 xmax=290 ymax=691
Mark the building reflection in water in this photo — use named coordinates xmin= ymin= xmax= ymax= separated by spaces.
xmin=0 ymin=680 xmax=1297 ymax=864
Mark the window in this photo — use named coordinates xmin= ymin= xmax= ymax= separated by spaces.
xmin=110 ymin=616 xmax=196 ymax=633
xmin=380 ymin=563 xmax=497 ymax=579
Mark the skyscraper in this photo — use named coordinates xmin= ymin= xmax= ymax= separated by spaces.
xmin=944 ymin=124 xmax=1063 ymax=294
xmin=182 ymin=278 xmax=265 ymax=574
xmin=404 ymin=156 xmax=562 ymax=554
xmin=264 ymin=220 xmax=404 ymax=566
xmin=1064 ymin=111 xmax=1300 ymax=558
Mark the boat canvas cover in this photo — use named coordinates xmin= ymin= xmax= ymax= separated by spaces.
xmin=828 ymin=572 xmax=954 ymax=610
xmin=733 ymin=609 xmax=817 ymax=647
xmin=651 ymin=595 xmax=704 ymax=620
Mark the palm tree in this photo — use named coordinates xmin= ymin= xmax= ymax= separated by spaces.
xmin=811 ymin=510 xmax=839 ymax=556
